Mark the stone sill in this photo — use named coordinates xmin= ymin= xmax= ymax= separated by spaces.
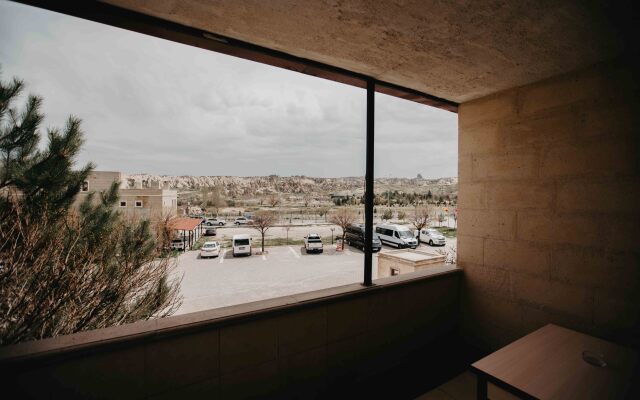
xmin=0 ymin=264 xmax=461 ymax=364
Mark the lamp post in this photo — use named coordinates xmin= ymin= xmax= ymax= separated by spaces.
xmin=330 ymin=227 xmax=335 ymax=244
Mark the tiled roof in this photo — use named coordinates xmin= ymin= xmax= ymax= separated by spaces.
xmin=169 ymin=217 xmax=202 ymax=231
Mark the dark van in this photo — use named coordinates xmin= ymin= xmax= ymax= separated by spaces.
xmin=344 ymin=224 xmax=382 ymax=252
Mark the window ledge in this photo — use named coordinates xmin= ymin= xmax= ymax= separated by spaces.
xmin=0 ymin=264 xmax=460 ymax=364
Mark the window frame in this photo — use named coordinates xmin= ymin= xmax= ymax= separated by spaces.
xmin=134 ymin=200 xmax=143 ymax=208
xmin=17 ymin=0 xmax=459 ymax=288
xmin=119 ymin=201 xmax=127 ymax=207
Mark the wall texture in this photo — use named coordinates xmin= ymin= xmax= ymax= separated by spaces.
xmin=457 ymin=60 xmax=640 ymax=351
xmin=1 ymin=269 xmax=460 ymax=399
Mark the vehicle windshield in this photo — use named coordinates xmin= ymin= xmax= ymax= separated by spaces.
xmin=203 ymin=243 xmax=217 ymax=249
xmin=307 ymin=238 xmax=321 ymax=243
xmin=171 ymin=239 xmax=182 ymax=243
xmin=398 ymin=230 xmax=414 ymax=238
xmin=427 ymin=230 xmax=439 ymax=235
xmin=234 ymin=239 xmax=250 ymax=246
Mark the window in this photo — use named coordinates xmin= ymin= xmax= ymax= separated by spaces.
xmin=375 ymin=91 xmax=458 ymax=276
xmin=0 ymin=0 xmax=456 ymax=345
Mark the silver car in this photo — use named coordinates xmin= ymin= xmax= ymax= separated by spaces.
xmin=205 ymin=218 xmax=226 ymax=226
xmin=420 ymin=228 xmax=446 ymax=246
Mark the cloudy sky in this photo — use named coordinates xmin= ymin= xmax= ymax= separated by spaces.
xmin=0 ymin=1 xmax=457 ymax=178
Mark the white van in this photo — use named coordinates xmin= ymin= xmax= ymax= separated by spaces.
xmin=375 ymin=224 xmax=418 ymax=249
xmin=232 ymin=234 xmax=252 ymax=257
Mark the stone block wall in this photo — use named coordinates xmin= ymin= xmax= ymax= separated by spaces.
xmin=457 ymin=60 xmax=640 ymax=351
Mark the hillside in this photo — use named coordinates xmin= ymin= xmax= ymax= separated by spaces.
xmin=123 ymin=174 xmax=457 ymax=198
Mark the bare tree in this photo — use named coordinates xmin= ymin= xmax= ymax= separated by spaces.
xmin=317 ymin=207 xmax=329 ymax=222
xmin=303 ymin=194 xmax=312 ymax=208
xmin=409 ymin=205 xmax=432 ymax=243
xmin=199 ymin=186 xmax=210 ymax=208
xmin=209 ymin=185 xmax=226 ymax=215
xmin=154 ymin=212 xmax=176 ymax=254
xmin=266 ymin=194 xmax=281 ymax=208
xmin=250 ymin=210 xmax=278 ymax=253
xmin=436 ymin=246 xmax=457 ymax=265
xmin=282 ymin=224 xmax=292 ymax=245
xmin=0 ymin=196 xmax=182 ymax=345
xmin=329 ymin=208 xmax=357 ymax=242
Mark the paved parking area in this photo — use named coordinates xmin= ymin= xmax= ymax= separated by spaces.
xmin=172 ymin=241 xmax=456 ymax=315
xmin=207 ymin=222 xmax=458 ymax=242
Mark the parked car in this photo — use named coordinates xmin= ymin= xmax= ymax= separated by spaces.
xmin=204 ymin=227 xmax=217 ymax=236
xmin=304 ymin=234 xmax=324 ymax=254
xmin=234 ymin=217 xmax=252 ymax=225
xmin=419 ymin=228 xmax=446 ymax=246
xmin=375 ymin=224 xmax=418 ymax=249
xmin=232 ymin=234 xmax=252 ymax=256
xmin=199 ymin=241 xmax=220 ymax=258
xmin=189 ymin=214 xmax=205 ymax=222
xmin=344 ymin=224 xmax=382 ymax=252
xmin=170 ymin=238 xmax=186 ymax=251
xmin=205 ymin=217 xmax=226 ymax=226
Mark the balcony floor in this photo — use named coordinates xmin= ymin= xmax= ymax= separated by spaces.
xmin=416 ymin=371 xmax=518 ymax=400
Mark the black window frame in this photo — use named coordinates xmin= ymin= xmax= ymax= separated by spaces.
xmin=15 ymin=0 xmax=459 ymax=287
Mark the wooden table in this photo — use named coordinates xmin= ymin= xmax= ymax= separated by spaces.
xmin=470 ymin=324 xmax=637 ymax=400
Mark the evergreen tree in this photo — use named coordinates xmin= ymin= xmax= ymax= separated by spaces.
xmin=0 ymin=72 xmax=181 ymax=345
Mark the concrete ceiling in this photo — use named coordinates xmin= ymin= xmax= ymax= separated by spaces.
xmin=102 ymin=0 xmax=626 ymax=103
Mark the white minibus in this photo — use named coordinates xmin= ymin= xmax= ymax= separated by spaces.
xmin=232 ymin=234 xmax=252 ymax=256
xmin=375 ymin=224 xmax=418 ymax=249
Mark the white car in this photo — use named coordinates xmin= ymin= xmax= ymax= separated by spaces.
xmin=170 ymin=239 xmax=186 ymax=251
xmin=234 ymin=217 xmax=252 ymax=225
xmin=420 ymin=228 xmax=446 ymax=246
xmin=199 ymin=241 xmax=220 ymax=258
xmin=205 ymin=218 xmax=226 ymax=226
xmin=304 ymin=234 xmax=323 ymax=254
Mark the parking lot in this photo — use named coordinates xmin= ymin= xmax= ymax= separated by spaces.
xmin=172 ymin=239 xmax=456 ymax=315
xmin=205 ymin=222 xmax=458 ymax=242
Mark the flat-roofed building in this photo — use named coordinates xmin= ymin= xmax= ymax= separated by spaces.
xmin=74 ymin=171 xmax=177 ymax=220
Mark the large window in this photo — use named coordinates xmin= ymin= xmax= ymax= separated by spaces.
xmin=0 ymin=1 xmax=456 ymax=344
xmin=374 ymin=92 xmax=458 ymax=273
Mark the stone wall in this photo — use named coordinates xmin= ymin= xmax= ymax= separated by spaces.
xmin=457 ymin=60 xmax=640 ymax=351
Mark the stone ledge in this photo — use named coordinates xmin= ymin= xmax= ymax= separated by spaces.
xmin=0 ymin=265 xmax=461 ymax=364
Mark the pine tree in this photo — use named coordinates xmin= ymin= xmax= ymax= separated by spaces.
xmin=0 ymin=72 xmax=181 ymax=345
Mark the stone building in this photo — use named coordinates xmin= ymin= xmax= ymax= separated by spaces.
xmin=75 ymin=171 xmax=177 ymax=220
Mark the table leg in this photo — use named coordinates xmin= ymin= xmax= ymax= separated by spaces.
xmin=476 ymin=374 xmax=488 ymax=400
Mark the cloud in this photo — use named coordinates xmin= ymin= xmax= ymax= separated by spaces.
xmin=0 ymin=1 xmax=457 ymax=178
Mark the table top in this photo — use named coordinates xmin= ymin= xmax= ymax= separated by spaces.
xmin=471 ymin=324 xmax=637 ymax=400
